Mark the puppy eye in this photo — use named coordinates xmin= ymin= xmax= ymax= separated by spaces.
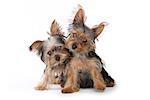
xmin=72 ymin=43 xmax=77 ymax=49
xmin=47 ymin=51 xmax=52 ymax=56
xmin=52 ymin=49 xmax=55 ymax=52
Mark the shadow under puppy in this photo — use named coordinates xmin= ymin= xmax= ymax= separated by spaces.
xmin=29 ymin=20 xmax=72 ymax=90
xmin=62 ymin=27 xmax=106 ymax=93
xmin=69 ymin=8 xmax=115 ymax=88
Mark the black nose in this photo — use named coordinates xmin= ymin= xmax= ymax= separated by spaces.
xmin=55 ymin=55 xmax=60 ymax=61
xmin=72 ymin=44 xmax=77 ymax=49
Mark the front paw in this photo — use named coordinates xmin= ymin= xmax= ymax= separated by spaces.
xmin=35 ymin=85 xmax=47 ymax=90
xmin=61 ymin=86 xmax=79 ymax=93
xmin=95 ymin=82 xmax=106 ymax=91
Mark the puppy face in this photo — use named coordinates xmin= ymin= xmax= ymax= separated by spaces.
xmin=43 ymin=37 xmax=68 ymax=66
xmin=66 ymin=31 xmax=95 ymax=54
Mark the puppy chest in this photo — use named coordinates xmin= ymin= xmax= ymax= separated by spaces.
xmin=71 ymin=57 xmax=91 ymax=70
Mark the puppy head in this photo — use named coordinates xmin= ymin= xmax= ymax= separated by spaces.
xmin=30 ymin=20 xmax=68 ymax=66
xmin=70 ymin=7 xmax=106 ymax=40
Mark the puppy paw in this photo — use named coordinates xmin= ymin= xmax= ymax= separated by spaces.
xmin=34 ymin=85 xmax=47 ymax=90
xmin=95 ymin=83 xmax=106 ymax=91
xmin=61 ymin=86 xmax=79 ymax=93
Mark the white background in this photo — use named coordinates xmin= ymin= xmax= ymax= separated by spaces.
xmin=0 ymin=0 xmax=150 ymax=100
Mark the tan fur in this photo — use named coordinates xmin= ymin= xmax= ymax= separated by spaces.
xmin=50 ymin=20 xmax=63 ymax=36
xmin=73 ymin=8 xmax=85 ymax=25
xmin=29 ymin=40 xmax=43 ymax=52
xmin=92 ymin=22 xmax=106 ymax=38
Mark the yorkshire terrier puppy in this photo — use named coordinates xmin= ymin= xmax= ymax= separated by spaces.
xmin=68 ymin=7 xmax=115 ymax=88
xmin=62 ymin=29 xmax=106 ymax=93
xmin=62 ymin=17 xmax=109 ymax=93
xmin=30 ymin=20 xmax=71 ymax=90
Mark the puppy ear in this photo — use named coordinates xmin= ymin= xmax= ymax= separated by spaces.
xmin=50 ymin=20 xmax=63 ymax=36
xmin=29 ymin=40 xmax=43 ymax=54
xmin=73 ymin=8 xmax=85 ymax=26
xmin=92 ymin=22 xmax=106 ymax=38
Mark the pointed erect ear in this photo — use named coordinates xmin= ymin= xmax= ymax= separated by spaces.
xmin=50 ymin=20 xmax=62 ymax=36
xmin=92 ymin=22 xmax=106 ymax=38
xmin=29 ymin=40 xmax=43 ymax=54
xmin=73 ymin=8 xmax=85 ymax=25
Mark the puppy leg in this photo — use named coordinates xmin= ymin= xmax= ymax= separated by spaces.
xmin=90 ymin=67 xmax=106 ymax=90
xmin=61 ymin=67 xmax=79 ymax=93
xmin=35 ymin=72 xmax=49 ymax=90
